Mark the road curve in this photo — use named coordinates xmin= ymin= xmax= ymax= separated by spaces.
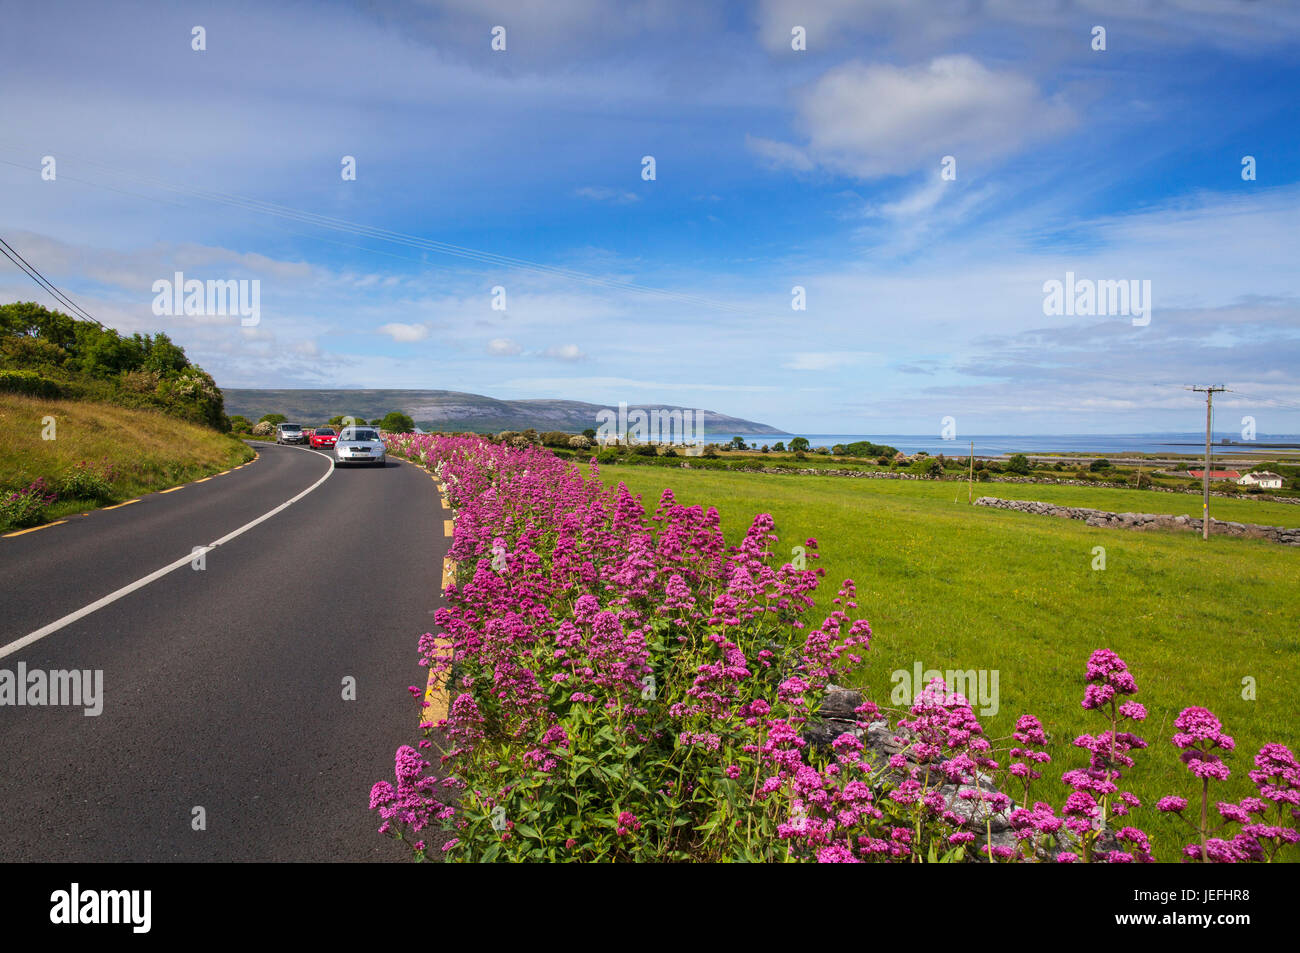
xmin=0 ymin=442 xmax=448 ymax=861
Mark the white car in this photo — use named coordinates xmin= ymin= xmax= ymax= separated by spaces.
xmin=334 ymin=426 xmax=387 ymax=467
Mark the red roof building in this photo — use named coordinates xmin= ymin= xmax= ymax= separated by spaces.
xmin=1187 ymin=470 xmax=1241 ymax=480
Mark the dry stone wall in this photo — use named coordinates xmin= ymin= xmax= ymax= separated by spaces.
xmin=973 ymin=497 xmax=1300 ymax=545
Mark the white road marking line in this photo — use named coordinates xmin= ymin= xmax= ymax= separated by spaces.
xmin=0 ymin=451 xmax=335 ymax=661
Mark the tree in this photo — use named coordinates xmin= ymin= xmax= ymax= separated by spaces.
xmin=582 ymin=428 xmax=597 ymax=440
xmin=380 ymin=411 xmax=415 ymax=433
xmin=369 ymin=418 xmax=384 ymax=426
xmin=772 ymin=441 xmax=786 ymax=452
xmin=789 ymin=437 xmax=810 ymax=453
xmin=328 ymin=415 xmax=345 ymax=428
xmin=1006 ymin=453 xmax=1031 ymax=475
xmin=728 ymin=436 xmax=747 ymax=451
xmin=228 ymin=415 xmax=251 ymax=432
xmin=1090 ymin=458 xmax=1112 ymax=472
xmin=141 ymin=332 xmax=189 ymax=375
xmin=259 ymin=413 xmax=286 ymax=426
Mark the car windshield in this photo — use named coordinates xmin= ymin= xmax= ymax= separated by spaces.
xmin=282 ymin=424 xmax=301 ymax=431
xmin=343 ymin=430 xmax=379 ymax=441
xmin=315 ymin=429 xmax=335 ymax=435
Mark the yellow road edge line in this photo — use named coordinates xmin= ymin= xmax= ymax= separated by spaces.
xmin=215 ymin=470 xmax=231 ymax=476
xmin=193 ymin=477 xmax=212 ymax=484
xmin=421 ymin=637 xmax=453 ymax=727
xmin=159 ymin=486 xmax=184 ymax=494
xmin=3 ymin=520 xmax=67 ymax=538
xmin=403 ymin=456 xmax=455 ymax=728
xmin=102 ymin=499 xmax=140 ymax=510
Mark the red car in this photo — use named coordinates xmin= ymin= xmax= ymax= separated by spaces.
xmin=310 ymin=427 xmax=338 ymax=449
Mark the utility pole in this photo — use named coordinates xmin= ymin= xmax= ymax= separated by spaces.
xmin=1189 ymin=385 xmax=1228 ymax=540
xmin=968 ymin=441 xmax=975 ymax=503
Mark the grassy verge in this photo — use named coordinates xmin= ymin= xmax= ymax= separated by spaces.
xmin=592 ymin=464 xmax=1300 ymax=861
xmin=0 ymin=393 xmax=255 ymax=529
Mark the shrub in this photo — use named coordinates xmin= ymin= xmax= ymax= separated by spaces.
xmin=1006 ymin=453 xmax=1031 ymax=475
xmin=382 ymin=411 xmax=416 ymax=433
xmin=633 ymin=444 xmax=657 ymax=457
xmin=0 ymin=369 xmax=64 ymax=398
xmin=567 ymin=435 xmax=592 ymax=449
xmin=251 ymin=421 xmax=274 ymax=436
xmin=0 ymin=478 xmax=57 ymax=530
xmin=58 ymin=460 xmax=116 ymax=501
xmin=1090 ymin=458 xmax=1111 ymax=472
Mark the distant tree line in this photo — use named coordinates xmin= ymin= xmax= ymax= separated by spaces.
xmin=228 ymin=410 xmax=418 ymax=435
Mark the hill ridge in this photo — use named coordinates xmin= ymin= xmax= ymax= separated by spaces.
xmin=222 ymin=388 xmax=784 ymax=435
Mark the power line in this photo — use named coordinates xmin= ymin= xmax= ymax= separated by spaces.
xmin=0 ymin=236 xmax=102 ymax=327
xmin=0 ymin=146 xmax=759 ymax=317
xmin=1219 ymin=389 xmax=1300 ymax=412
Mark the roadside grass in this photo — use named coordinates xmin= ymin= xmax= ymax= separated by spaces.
xmin=593 ymin=464 xmax=1300 ymax=861
xmin=0 ymin=393 xmax=254 ymax=528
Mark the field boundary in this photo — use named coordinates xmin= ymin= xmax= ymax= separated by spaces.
xmin=974 ymin=496 xmax=1300 ymax=545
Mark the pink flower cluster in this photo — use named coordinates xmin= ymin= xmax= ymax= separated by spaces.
xmin=370 ymin=434 xmax=1300 ymax=864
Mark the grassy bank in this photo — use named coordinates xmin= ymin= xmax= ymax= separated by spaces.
xmin=0 ymin=393 xmax=254 ymax=530
xmin=592 ymin=464 xmax=1300 ymax=861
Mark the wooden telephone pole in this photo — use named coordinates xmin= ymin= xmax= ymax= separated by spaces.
xmin=968 ymin=441 xmax=975 ymax=503
xmin=1189 ymin=385 xmax=1229 ymax=540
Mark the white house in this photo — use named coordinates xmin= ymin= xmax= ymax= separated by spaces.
xmin=1237 ymin=471 xmax=1284 ymax=489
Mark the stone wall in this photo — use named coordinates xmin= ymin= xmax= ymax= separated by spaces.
xmin=670 ymin=462 xmax=1299 ymax=503
xmin=973 ymin=497 xmax=1300 ymax=546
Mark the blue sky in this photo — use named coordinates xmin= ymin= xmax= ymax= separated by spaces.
xmin=2 ymin=0 xmax=1298 ymax=435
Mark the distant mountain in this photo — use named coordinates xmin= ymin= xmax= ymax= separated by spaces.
xmin=222 ymin=388 xmax=784 ymax=436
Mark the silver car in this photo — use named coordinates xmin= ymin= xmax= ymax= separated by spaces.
xmin=334 ymin=426 xmax=387 ymax=467
xmin=276 ymin=422 xmax=307 ymax=445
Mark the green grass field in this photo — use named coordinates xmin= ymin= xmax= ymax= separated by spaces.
xmin=593 ymin=463 xmax=1300 ymax=860
xmin=0 ymin=393 xmax=254 ymax=528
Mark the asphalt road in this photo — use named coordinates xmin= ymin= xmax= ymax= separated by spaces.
xmin=0 ymin=442 xmax=447 ymax=861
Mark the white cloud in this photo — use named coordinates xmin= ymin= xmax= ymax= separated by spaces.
xmin=751 ymin=56 xmax=1074 ymax=179
xmin=745 ymin=134 xmax=815 ymax=172
xmin=783 ymin=351 xmax=881 ymax=371
xmin=755 ymin=0 xmax=1300 ymax=55
xmin=543 ymin=344 xmax=587 ymax=361
xmin=574 ymin=186 xmax=641 ymax=204
xmin=487 ymin=337 xmax=522 ymax=356
xmin=378 ymin=322 xmax=431 ymax=342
